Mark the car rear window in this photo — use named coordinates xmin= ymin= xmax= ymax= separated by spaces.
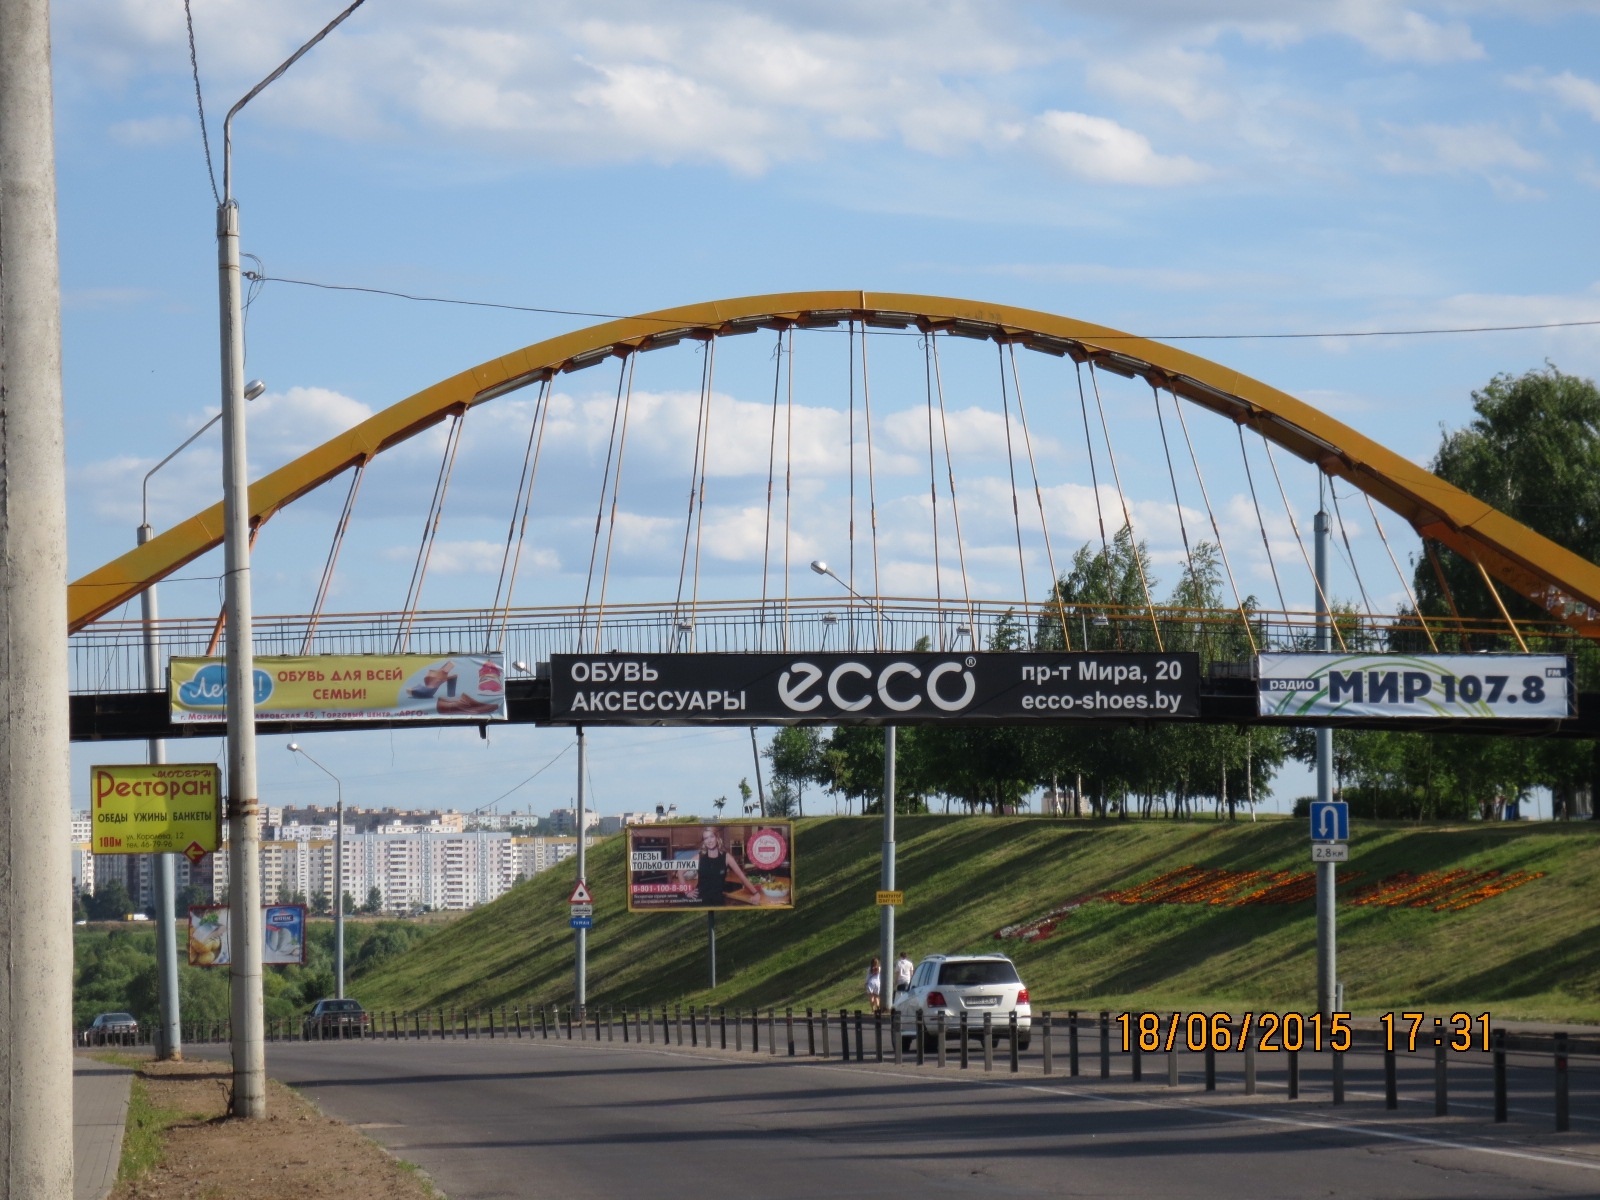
xmin=324 ymin=1000 xmax=363 ymax=1012
xmin=938 ymin=960 xmax=1020 ymax=986
xmin=101 ymin=1013 xmax=134 ymax=1022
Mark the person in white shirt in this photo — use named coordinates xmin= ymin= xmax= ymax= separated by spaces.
xmin=895 ymin=951 xmax=914 ymax=997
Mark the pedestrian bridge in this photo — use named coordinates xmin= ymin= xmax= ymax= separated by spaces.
xmin=64 ymin=292 xmax=1600 ymax=739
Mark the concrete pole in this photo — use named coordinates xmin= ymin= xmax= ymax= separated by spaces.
xmin=138 ymin=524 xmax=182 ymax=1061
xmin=1314 ymin=508 xmax=1336 ymax=1018
xmin=0 ymin=0 xmax=76 ymax=1188
xmin=218 ymin=198 xmax=265 ymax=1117
xmin=574 ymin=726 xmax=586 ymax=1011
xmin=880 ymin=726 xmax=896 ymax=993
xmin=334 ymin=792 xmax=344 ymax=998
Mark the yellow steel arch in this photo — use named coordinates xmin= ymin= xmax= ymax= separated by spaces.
xmin=68 ymin=290 xmax=1600 ymax=638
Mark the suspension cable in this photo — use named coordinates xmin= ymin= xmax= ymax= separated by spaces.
xmin=1424 ymin=538 xmax=1473 ymax=649
xmin=1087 ymin=362 xmax=1164 ymax=650
xmin=671 ymin=339 xmax=714 ymax=646
xmin=930 ymin=334 xmax=977 ymax=641
xmin=1362 ymin=490 xmax=1438 ymax=652
xmin=1008 ymin=345 xmax=1070 ymax=650
xmin=591 ymin=352 xmax=639 ymax=648
xmin=1237 ymin=424 xmax=1289 ymax=618
xmin=996 ymin=344 xmax=1031 ymax=620
xmin=1327 ymin=479 xmax=1375 ymax=621
xmin=1471 ymin=554 xmax=1529 ymax=651
xmin=1260 ymin=436 xmax=1346 ymax=652
xmin=302 ymin=459 xmax=366 ymax=654
xmin=576 ymin=359 xmax=631 ymax=653
xmin=1073 ymin=361 xmax=1111 ymax=563
xmin=687 ymin=337 xmax=719 ymax=629
xmin=759 ymin=330 xmax=783 ymax=649
xmin=1169 ymin=387 xmax=1257 ymax=653
xmin=1151 ymin=383 xmax=1195 ymax=574
xmin=847 ymin=322 xmax=858 ymax=650
xmin=395 ymin=408 xmax=466 ymax=653
xmin=923 ymin=335 xmax=945 ymax=645
xmin=859 ymin=323 xmax=884 ymax=650
xmin=489 ymin=377 xmax=554 ymax=653
xmin=783 ymin=326 xmax=795 ymax=652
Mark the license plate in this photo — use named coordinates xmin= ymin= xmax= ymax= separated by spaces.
xmin=963 ymin=995 xmax=999 ymax=1007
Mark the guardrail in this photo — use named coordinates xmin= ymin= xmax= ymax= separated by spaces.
xmin=167 ymin=1005 xmax=1600 ymax=1133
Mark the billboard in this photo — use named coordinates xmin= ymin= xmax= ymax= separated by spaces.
xmin=187 ymin=905 xmax=308 ymax=967
xmin=1258 ymin=653 xmax=1572 ymax=720
xmin=90 ymin=763 xmax=221 ymax=856
xmin=550 ymin=652 xmax=1199 ymax=725
xmin=627 ymin=822 xmax=794 ymax=911
xmin=170 ymin=653 xmax=506 ymax=724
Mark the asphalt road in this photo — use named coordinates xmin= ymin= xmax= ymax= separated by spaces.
xmin=190 ymin=1034 xmax=1600 ymax=1200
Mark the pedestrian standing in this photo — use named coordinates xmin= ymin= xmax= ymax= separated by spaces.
xmin=895 ymin=951 xmax=913 ymax=997
xmin=866 ymin=957 xmax=883 ymax=1013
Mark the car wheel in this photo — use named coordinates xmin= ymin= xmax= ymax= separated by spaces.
xmin=922 ymin=1032 xmax=939 ymax=1054
xmin=1017 ymin=1036 xmax=1031 ymax=1051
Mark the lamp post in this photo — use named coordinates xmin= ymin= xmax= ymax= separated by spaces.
xmin=287 ymin=743 xmax=344 ymax=999
xmin=809 ymin=559 xmax=896 ymax=989
xmin=214 ymin=0 xmax=366 ymax=1119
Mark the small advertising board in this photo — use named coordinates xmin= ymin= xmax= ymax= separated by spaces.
xmin=1257 ymin=653 xmax=1571 ymax=720
xmin=187 ymin=904 xmax=307 ymax=967
xmin=169 ymin=653 xmax=506 ymax=724
xmin=90 ymin=763 xmax=220 ymax=856
xmin=627 ymin=821 xmax=794 ymax=912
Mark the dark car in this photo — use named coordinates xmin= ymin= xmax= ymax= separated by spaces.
xmin=302 ymin=998 xmax=370 ymax=1040
xmin=82 ymin=1012 xmax=140 ymax=1046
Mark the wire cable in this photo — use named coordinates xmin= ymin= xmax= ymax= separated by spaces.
xmin=1008 ymin=345 xmax=1070 ymax=650
xmin=1237 ymin=424 xmax=1289 ymax=617
xmin=183 ymin=0 xmax=220 ymax=205
xmin=1363 ymin=490 xmax=1438 ymax=652
xmin=1087 ymin=362 xmax=1163 ymax=650
xmin=1169 ymin=387 xmax=1257 ymax=653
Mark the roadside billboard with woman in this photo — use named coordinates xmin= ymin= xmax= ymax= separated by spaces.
xmin=626 ymin=821 xmax=794 ymax=911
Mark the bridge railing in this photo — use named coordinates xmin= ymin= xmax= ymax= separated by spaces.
xmin=68 ymin=597 xmax=1566 ymax=695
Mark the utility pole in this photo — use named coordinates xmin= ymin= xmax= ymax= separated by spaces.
xmin=138 ymin=525 xmax=182 ymax=1060
xmin=214 ymin=0 xmax=366 ymax=1119
xmin=0 ymin=0 xmax=75 ymax=1189
xmin=1314 ymin=508 xmax=1336 ymax=1017
xmin=574 ymin=726 xmax=587 ymax=1012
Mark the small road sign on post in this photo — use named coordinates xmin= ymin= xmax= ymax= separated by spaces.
xmin=568 ymin=881 xmax=593 ymax=904
xmin=569 ymin=903 xmax=594 ymax=917
xmin=570 ymin=915 xmax=593 ymax=929
xmin=1312 ymin=843 xmax=1350 ymax=863
xmin=875 ymin=891 xmax=903 ymax=906
xmin=1310 ymin=800 xmax=1349 ymax=842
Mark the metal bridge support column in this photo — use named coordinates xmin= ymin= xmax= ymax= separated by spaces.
xmin=1314 ymin=509 xmax=1337 ymax=1019
xmin=0 ymin=0 xmax=75 ymax=1185
xmin=881 ymin=726 xmax=896 ymax=996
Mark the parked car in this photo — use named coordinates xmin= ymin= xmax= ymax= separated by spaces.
xmin=302 ymin=998 xmax=371 ymax=1040
xmin=82 ymin=1012 xmax=140 ymax=1045
xmin=892 ymin=954 xmax=1032 ymax=1052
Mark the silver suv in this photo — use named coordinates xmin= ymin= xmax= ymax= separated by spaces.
xmin=893 ymin=954 xmax=1032 ymax=1052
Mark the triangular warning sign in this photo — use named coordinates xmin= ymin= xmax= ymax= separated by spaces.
xmin=568 ymin=880 xmax=593 ymax=904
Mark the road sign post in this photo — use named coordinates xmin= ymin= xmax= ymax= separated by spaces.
xmin=1314 ymin=509 xmax=1337 ymax=1019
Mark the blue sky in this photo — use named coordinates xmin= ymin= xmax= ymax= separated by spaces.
xmin=58 ymin=1 xmax=1600 ymax=818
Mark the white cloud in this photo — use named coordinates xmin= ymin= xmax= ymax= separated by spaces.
xmin=1508 ymin=69 xmax=1600 ymax=123
xmin=1379 ymin=122 xmax=1544 ymax=178
xmin=1030 ymin=110 xmax=1211 ymax=185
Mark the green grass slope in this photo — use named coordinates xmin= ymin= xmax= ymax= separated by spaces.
xmin=353 ymin=816 xmax=1600 ymax=1022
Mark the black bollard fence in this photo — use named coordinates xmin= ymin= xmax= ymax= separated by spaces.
xmin=1493 ymin=1028 xmax=1506 ymax=1123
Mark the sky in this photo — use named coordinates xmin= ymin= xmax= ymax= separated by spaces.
xmin=57 ymin=0 xmax=1600 ymax=819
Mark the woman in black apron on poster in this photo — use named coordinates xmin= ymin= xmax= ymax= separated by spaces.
xmin=696 ymin=826 xmax=758 ymax=906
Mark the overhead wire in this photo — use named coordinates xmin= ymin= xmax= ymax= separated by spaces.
xmin=182 ymin=0 xmax=220 ymax=205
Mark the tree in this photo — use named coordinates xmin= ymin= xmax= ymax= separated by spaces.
xmin=738 ymin=777 xmax=754 ymax=815
xmin=766 ymin=726 xmax=825 ymax=817
xmin=712 ymin=795 xmax=726 ymax=818
xmin=361 ymin=886 xmax=382 ymax=915
xmin=86 ymin=880 xmax=132 ymax=922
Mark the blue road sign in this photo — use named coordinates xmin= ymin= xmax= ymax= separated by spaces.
xmin=570 ymin=916 xmax=593 ymax=929
xmin=1310 ymin=800 xmax=1349 ymax=842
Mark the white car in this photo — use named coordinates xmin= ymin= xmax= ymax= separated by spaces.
xmin=894 ymin=954 xmax=1032 ymax=1052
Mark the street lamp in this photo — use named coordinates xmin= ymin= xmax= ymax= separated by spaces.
xmin=214 ymin=0 xmax=366 ymax=1120
xmin=287 ymin=743 xmax=345 ymax=999
xmin=809 ymin=558 xmax=897 ymax=992
xmin=135 ymin=375 xmax=263 ymax=1064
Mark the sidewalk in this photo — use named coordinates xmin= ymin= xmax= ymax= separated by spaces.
xmin=74 ymin=1055 xmax=133 ymax=1200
